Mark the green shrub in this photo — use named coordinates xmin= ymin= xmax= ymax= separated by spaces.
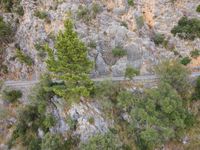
xmin=2 ymin=89 xmax=22 ymax=103
xmin=88 ymin=117 xmax=95 ymax=124
xmin=116 ymin=91 xmax=136 ymax=111
xmin=80 ymin=132 xmax=122 ymax=150
xmin=153 ymin=33 xmax=165 ymax=45
xmin=34 ymin=10 xmax=48 ymax=20
xmin=77 ymin=6 xmax=91 ymax=23
xmin=190 ymin=49 xmax=200 ymax=58
xmin=41 ymin=133 xmax=65 ymax=150
xmin=125 ymin=66 xmax=139 ymax=79
xmin=0 ymin=16 xmax=13 ymax=43
xmin=112 ymin=47 xmax=127 ymax=57
xmin=180 ymin=56 xmax=191 ymax=66
xmin=196 ymin=5 xmax=200 ymax=13
xmin=171 ymin=16 xmax=200 ymax=40
xmin=16 ymin=49 xmax=33 ymax=66
xmin=128 ymin=0 xmax=134 ymax=6
xmin=92 ymin=3 xmax=101 ymax=16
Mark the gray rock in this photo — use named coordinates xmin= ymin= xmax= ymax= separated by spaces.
xmin=111 ymin=57 xmax=127 ymax=77
xmin=69 ymin=102 xmax=110 ymax=142
xmin=95 ymin=54 xmax=110 ymax=76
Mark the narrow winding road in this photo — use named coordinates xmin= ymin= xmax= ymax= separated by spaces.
xmin=3 ymin=72 xmax=200 ymax=88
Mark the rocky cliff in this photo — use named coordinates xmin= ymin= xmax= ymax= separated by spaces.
xmin=0 ymin=0 xmax=200 ymax=149
xmin=1 ymin=0 xmax=200 ymax=80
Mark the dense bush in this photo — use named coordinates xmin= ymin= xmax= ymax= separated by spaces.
xmin=180 ymin=56 xmax=191 ymax=66
xmin=2 ymin=89 xmax=22 ymax=103
xmin=171 ymin=16 xmax=200 ymax=40
xmin=129 ymin=82 xmax=190 ymax=150
xmin=41 ymin=133 xmax=65 ymax=150
xmin=45 ymin=19 xmax=93 ymax=104
xmin=16 ymin=49 xmax=33 ymax=66
xmin=155 ymin=60 xmax=191 ymax=99
xmin=80 ymin=132 xmax=122 ymax=150
xmin=125 ymin=66 xmax=139 ymax=79
xmin=8 ymin=75 xmax=56 ymax=149
xmin=112 ymin=47 xmax=127 ymax=57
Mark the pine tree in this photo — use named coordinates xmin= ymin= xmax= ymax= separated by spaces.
xmin=45 ymin=19 xmax=93 ymax=103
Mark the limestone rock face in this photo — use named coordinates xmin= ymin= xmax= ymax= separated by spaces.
xmin=69 ymin=102 xmax=110 ymax=142
xmin=1 ymin=0 xmax=200 ymax=80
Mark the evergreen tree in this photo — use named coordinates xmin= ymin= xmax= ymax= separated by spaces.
xmin=45 ymin=19 xmax=93 ymax=103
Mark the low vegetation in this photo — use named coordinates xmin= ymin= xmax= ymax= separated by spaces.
xmin=0 ymin=16 xmax=13 ymax=44
xmin=112 ymin=47 xmax=127 ymax=57
xmin=2 ymin=89 xmax=22 ymax=103
xmin=35 ymin=43 xmax=46 ymax=59
xmin=87 ymin=41 xmax=96 ymax=49
xmin=34 ymin=10 xmax=48 ymax=19
xmin=180 ymin=56 xmax=191 ymax=66
xmin=190 ymin=49 xmax=200 ymax=58
xmin=155 ymin=59 xmax=191 ymax=99
xmin=192 ymin=76 xmax=200 ymax=100
xmin=125 ymin=66 xmax=139 ymax=79
xmin=8 ymin=76 xmax=57 ymax=149
xmin=171 ymin=16 xmax=200 ymax=40
xmin=128 ymin=0 xmax=134 ymax=6
xmin=16 ymin=49 xmax=34 ymax=66
xmin=34 ymin=10 xmax=50 ymax=23
xmin=80 ymin=132 xmax=122 ymax=149
xmin=0 ymin=0 xmax=24 ymax=16
xmin=196 ymin=5 xmax=200 ymax=13
xmin=135 ymin=15 xmax=144 ymax=29
xmin=153 ymin=33 xmax=167 ymax=46
xmin=77 ymin=3 xmax=101 ymax=23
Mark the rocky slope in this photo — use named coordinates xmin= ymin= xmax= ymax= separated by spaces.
xmin=0 ymin=0 xmax=200 ymax=149
xmin=1 ymin=0 xmax=200 ymax=80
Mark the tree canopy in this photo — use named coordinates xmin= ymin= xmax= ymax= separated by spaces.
xmin=45 ymin=19 xmax=93 ymax=103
